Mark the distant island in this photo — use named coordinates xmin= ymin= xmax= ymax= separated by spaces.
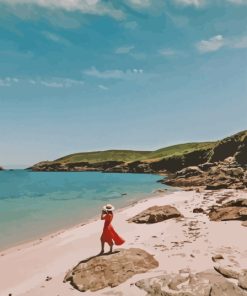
xmin=30 ymin=130 xmax=247 ymax=190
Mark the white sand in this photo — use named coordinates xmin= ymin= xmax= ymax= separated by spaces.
xmin=1 ymin=189 xmax=247 ymax=296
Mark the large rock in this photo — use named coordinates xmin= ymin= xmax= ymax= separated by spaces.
xmin=214 ymin=265 xmax=240 ymax=279
xmin=223 ymin=199 xmax=247 ymax=208
xmin=128 ymin=205 xmax=183 ymax=224
xmin=239 ymin=271 xmax=247 ymax=290
xmin=208 ymin=199 xmax=247 ymax=221
xmin=209 ymin=206 xmax=247 ymax=221
xmin=235 ymin=135 xmax=247 ymax=165
xmin=64 ymin=248 xmax=158 ymax=292
xmin=135 ymin=270 xmax=247 ymax=296
xmin=176 ymin=166 xmax=204 ymax=177
xmin=214 ymin=265 xmax=247 ymax=291
xmin=164 ymin=161 xmax=247 ymax=190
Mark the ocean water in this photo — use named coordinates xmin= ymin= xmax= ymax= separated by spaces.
xmin=0 ymin=170 xmax=170 ymax=250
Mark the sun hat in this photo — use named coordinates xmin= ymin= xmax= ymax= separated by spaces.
xmin=102 ymin=204 xmax=115 ymax=211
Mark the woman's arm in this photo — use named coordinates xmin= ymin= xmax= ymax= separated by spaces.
xmin=101 ymin=210 xmax=107 ymax=220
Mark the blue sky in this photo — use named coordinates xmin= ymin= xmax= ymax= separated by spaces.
xmin=0 ymin=0 xmax=246 ymax=168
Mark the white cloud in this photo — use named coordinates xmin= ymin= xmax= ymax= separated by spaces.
xmin=42 ymin=31 xmax=70 ymax=45
xmin=173 ymin=0 xmax=204 ymax=7
xmin=230 ymin=36 xmax=247 ymax=48
xmin=159 ymin=48 xmax=177 ymax=56
xmin=196 ymin=35 xmax=225 ymax=53
xmin=39 ymin=78 xmax=84 ymax=88
xmin=40 ymin=81 xmax=64 ymax=88
xmin=84 ymin=67 xmax=144 ymax=79
xmin=196 ymin=34 xmax=247 ymax=53
xmin=0 ymin=77 xmax=19 ymax=87
xmin=98 ymin=84 xmax=108 ymax=90
xmin=123 ymin=21 xmax=138 ymax=30
xmin=0 ymin=76 xmax=84 ymax=88
xmin=115 ymin=45 xmax=134 ymax=54
xmin=0 ymin=0 xmax=124 ymax=19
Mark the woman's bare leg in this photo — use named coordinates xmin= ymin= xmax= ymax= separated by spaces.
xmin=108 ymin=243 xmax=113 ymax=254
xmin=100 ymin=241 xmax=105 ymax=254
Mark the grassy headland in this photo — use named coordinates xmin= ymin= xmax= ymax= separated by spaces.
xmin=30 ymin=130 xmax=247 ymax=173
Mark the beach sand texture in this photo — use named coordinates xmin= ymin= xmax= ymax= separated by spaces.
xmin=1 ymin=189 xmax=247 ymax=296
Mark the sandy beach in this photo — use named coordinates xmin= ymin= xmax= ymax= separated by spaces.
xmin=1 ymin=189 xmax=247 ymax=296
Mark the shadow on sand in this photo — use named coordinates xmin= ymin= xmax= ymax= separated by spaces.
xmin=78 ymin=250 xmax=120 ymax=265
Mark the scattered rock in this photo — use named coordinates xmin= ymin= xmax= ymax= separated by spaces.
xmin=198 ymin=162 xmax=215 ymax=171
xmin=208 ymin=199 xmax=247 ymax=221
xmin=239 ymin=271 xmax=247 ymax=290
xmin=223 ymin=199 xmax=247 ymax=207
xmin=214 ymin=265 xmax=240 ymax=279
xmin=193 ymin=208 xmax=205 ymax=214
xmin=163 ymin=158 xmax=247 ymax=190
xmin=212 ymin=254 xmax=224 ymax=262
xmin=176 ymin=166 xmax=204 ymax=177
xmin=135 ymin=270 xmax=247 ymax=296
xmin=128 ymin=205 xmax=183 ymax=224
xmin=64 ymin=248 xmax=158 ymax=292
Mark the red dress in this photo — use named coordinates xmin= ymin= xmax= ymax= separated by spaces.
xmin=100 ymin=213 xmax=125 ymax=246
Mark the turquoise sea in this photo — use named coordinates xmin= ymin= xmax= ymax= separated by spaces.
xmin=0 ymin=170 xmax=170 ymax=250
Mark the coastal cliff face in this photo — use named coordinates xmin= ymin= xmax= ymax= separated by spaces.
xmin=29 ymin=145 xmax=214 ymax=174
xmin=30 ymin=130 xmax=247 ymax=190
xmin=163 ymin=131 xmax=247 ymax=190
xmin=0 ymin=166 xmax=3 ymax=170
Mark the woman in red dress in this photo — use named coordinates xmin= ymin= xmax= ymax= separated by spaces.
xmin=100 ymin=204 xmax=125 ymax=254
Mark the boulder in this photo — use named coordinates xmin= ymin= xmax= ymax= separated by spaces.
xmin=128 ymin=205 xmax=183 ymax=224
xmin=214 ymin=265 xmax=247 ymax=291
xmin=239 ymin=271 xmax=247 ymax=290
xmin=208 ymin=207 xmax=247 ymax=221
xmin=176 ymin=166 xmax=203 ymax=178
xmin=223 ymin=199 xmax=247 ymax=208
xmin=208 ymin=199 xmax=247 ymax=221
xmin=212 ymin=254 xmax=224 ymax=262
xmin=214 ymin=265 xmax=240 ymax=279
xmin=235 ymin=135 xmax=247 ymax=165
xmin=222 ymin=167 xmax=244 ymax=177
xmin=193 ymin=208 xmax=205 ymax=214
xmin=198 ymin=162 xmax=215 ymax=171
xmin=210 ymin=137 xmax=240 ymax=162
xmin=135 ymin=270 xmax=247 ymax=296
xmin=64 ymin=248 xmax=158 ymax=292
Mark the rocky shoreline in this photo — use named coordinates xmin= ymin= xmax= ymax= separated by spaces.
xmin=162 ymin=158 xmax=247 ymax=190
xmin=30 ymin=131 xmax=247 ymax=194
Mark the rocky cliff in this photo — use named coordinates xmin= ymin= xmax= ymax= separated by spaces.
xmin=30 ymin=130 xmax=247 ymax=182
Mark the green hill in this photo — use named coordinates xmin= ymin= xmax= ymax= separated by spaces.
xmin=31 ymin=130 xmax=247 ymax=173
xmin=55 ymin=150 xmax=151 ymax=164
xmin=54 ymin=142 xmax=216 ymax=164
xmin=146 ymin=142 xmax=216 ymax=161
